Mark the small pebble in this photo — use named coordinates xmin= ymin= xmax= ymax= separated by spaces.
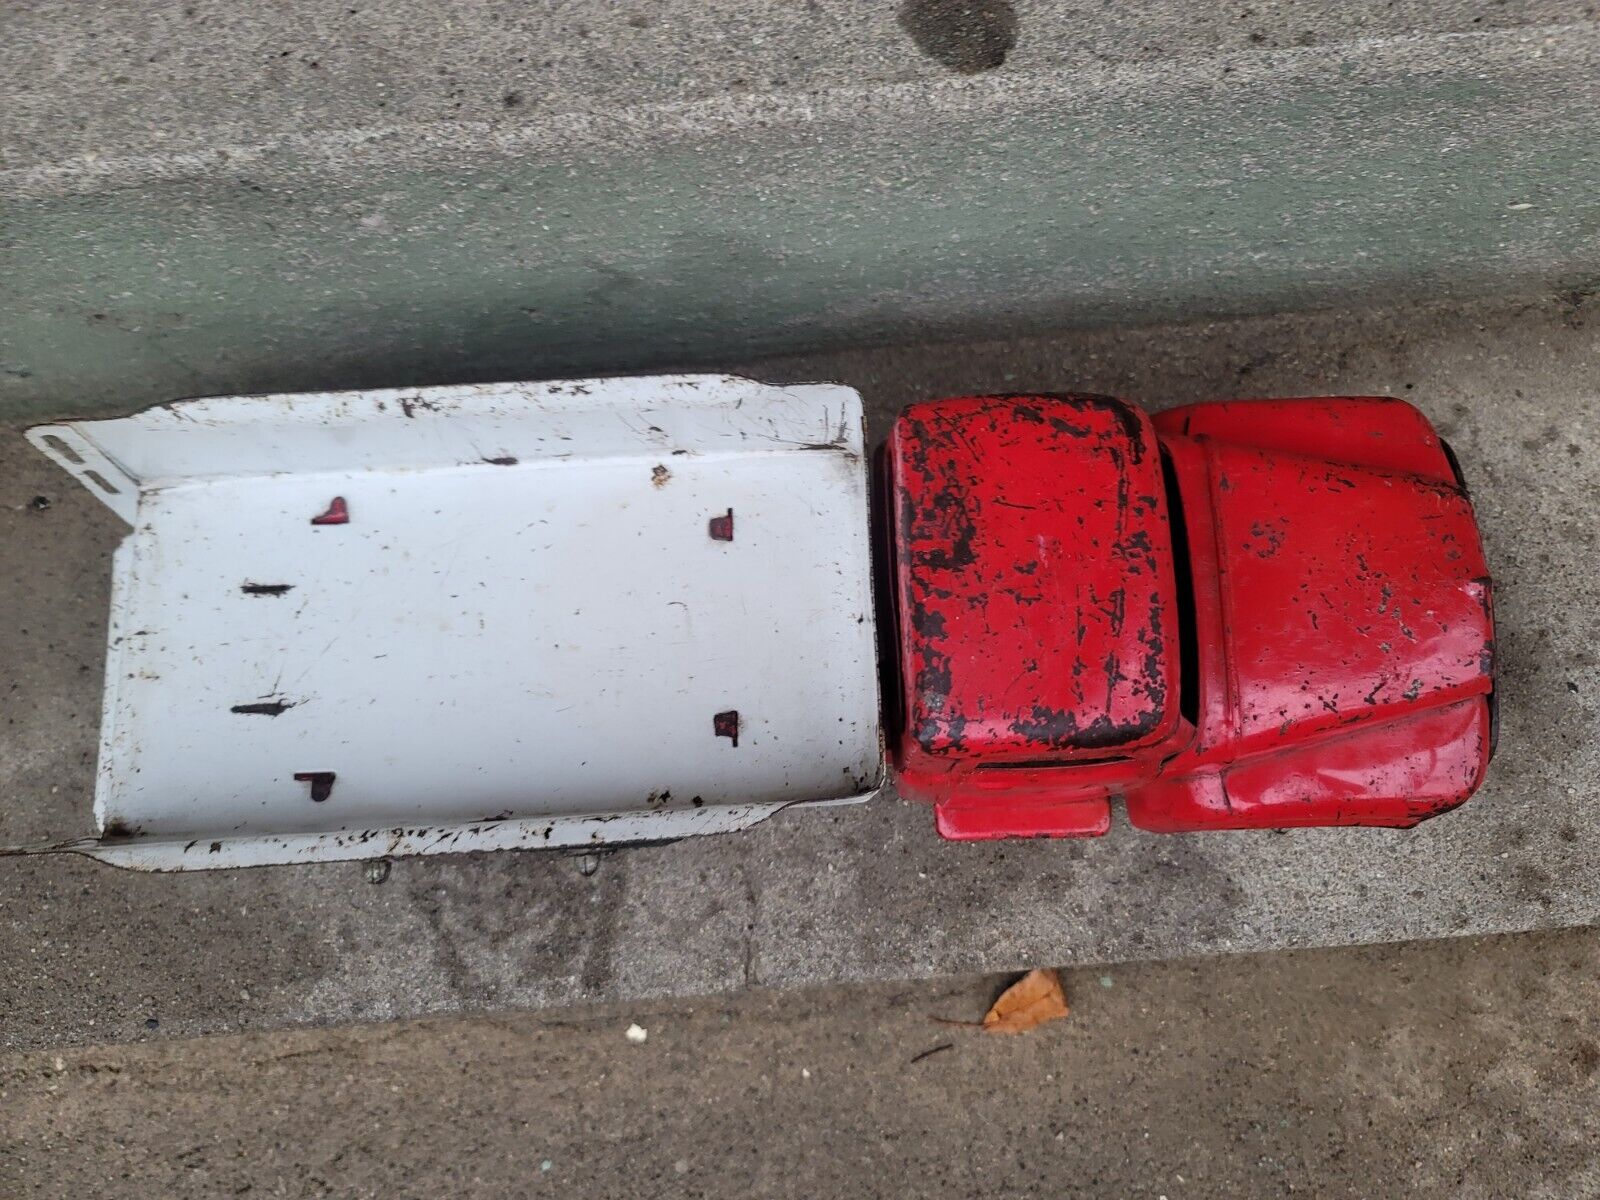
xmin=625 ymin=1023 xmax=648 ymax=1044
xmin=540 ymin=1160 xmax=552 ymax=1173
xmin=1099 ymin=975 xmax=1114 ymax=989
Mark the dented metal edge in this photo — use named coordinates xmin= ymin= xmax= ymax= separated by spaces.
xmin=8 ymin=788 xmax=881 ymax=873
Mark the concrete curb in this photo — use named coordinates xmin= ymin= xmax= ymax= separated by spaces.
xmin=2 ymin=293 xmax=1593 ymax=1051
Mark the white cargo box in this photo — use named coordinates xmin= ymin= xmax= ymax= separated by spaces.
xmin=25 ymin=375 xmax=882 ymax=870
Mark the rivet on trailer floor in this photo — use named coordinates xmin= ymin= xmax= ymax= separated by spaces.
xmin=20 ymin=375 xmax=884 ymax=870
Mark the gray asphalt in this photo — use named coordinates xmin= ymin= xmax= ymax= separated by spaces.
xmin=4 ymin=929 xmax=1596 ymax=1198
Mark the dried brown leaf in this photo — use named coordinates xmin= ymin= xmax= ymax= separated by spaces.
xmin=980 ymin=968 xmax=1069 ymax=1034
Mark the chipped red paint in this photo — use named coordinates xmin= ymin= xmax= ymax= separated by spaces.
xmin=310 ymin=496 xmax=349 ymax=526
xmin=885 ymin=394 xmax=1181 ymax=837
xmin=885 ymin=394 xmax=1495 ymax=840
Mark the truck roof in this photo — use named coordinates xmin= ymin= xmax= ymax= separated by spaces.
xmin=887 ymin=394 xmax=1182 ymax=764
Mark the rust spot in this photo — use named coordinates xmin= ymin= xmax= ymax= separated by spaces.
xmin=294 ymin=771 xmax=336 ymax=802
xmin=652 ymin=464 xmax=671 ymax=487
xmin=714 ymin=710 xmax=740 ymax=747
xmin=709 ymin=508 xmax=734 ymax=541
xmin=1246 ymin=517 xmax=1288 ymax=559
xmin=241 ymin=582 xmax=294 ymax=596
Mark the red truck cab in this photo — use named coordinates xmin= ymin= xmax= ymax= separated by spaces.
xmin=884 ymin=393 xmax=1495 ymax=840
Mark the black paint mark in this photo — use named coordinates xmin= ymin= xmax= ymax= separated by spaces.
xmin=232 ymin=699 xmax=297 ymax=716
xmin=482 ymin=456 xmax=519 ymax=466
xmin=294 ymin=771 xmax=336 ymax=802
xmin=898 ymin=0 xmax=1017 ymax=74
xmin=241 ymin=582 xmax=294 ymax=596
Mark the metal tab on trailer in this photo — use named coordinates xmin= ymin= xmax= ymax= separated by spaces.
xmin=24 ymin=375 xmax=883 ymax=870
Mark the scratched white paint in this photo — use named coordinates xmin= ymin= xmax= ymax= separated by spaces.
xmin=25 ymin=375 xmax=883 ymax=871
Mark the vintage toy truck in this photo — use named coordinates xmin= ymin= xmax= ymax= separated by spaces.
xmin=883 ymin=393 xmax=1495 ymax=840
xmin=24 ymin=377 xmax=1493 ymax=869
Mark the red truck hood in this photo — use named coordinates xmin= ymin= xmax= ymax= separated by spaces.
xmin=1163 ymin=402 xmax=1494 ymax=752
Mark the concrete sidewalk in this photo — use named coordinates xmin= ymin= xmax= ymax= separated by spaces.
xmin=1 ymin=293 xmax=1594 ymax=1051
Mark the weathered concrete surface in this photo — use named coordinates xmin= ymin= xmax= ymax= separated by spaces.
xmin=1 ymin=294 xmax=1594 ymax=1051
xmin=2 ymin=2 xmax=1598 ymax=417
xmin=4 ymin=930 xmax=1597 ymax=1198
